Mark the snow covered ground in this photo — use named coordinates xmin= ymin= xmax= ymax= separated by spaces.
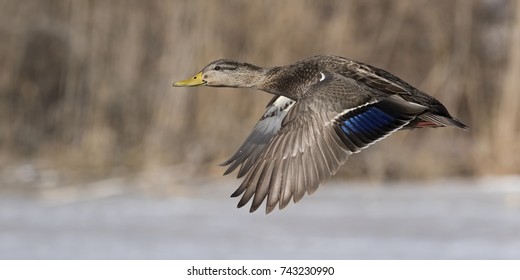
xmin=1 ymin=176 xmax=519 ymax=259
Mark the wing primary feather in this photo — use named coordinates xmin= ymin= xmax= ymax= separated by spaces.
xmin=279 ymin=159 xmax=294 ymax=210
xmin=266 ymin=159 xmax=282 ymax=214
xmin=299 ymin=151 xmax=309 ymax=197
xmin=293 ymin=153 xmax=306 ymax=203
xmin=304 ymin=148 xmax=320 ymax=195
xmin=321 ymin=130 xmax=342 ymax=170
xmin=276 ymin=158 xmax=290 ymax=210
xmin=236 ymin=162 xmax=264 ymax=208
xmin=231 ymin=157 xmax=263 ymax=199
xmin=315 ymin=135 xmax=334 ymax=175
xmin=310 ymin=142 xmax=328 ymax=182
xmin=237 ymin=150 xmax=261 ymax=178
xmin=301 ymin=124 xmax=311 ymax=148
xmin=249 ymin=160 xmax=273 ymax=212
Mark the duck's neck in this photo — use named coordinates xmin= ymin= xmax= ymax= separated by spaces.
xmin=254 ymin=66 xmax=304 ymax=100
xmin=237 ymin=67 xmax=270 ymax=90
xmin=253 ymin=67 xmax=290 ymax=96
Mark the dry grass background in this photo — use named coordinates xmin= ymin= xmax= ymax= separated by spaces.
xmin=0 ymin=0 xmax=519 ymax=184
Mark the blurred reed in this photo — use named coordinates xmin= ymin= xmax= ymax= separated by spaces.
xmin=0 ymin=0 xmax=518 ymax=182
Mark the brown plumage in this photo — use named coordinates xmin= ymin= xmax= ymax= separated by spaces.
xmin=173 ymin=55 xmax=468 ymax=213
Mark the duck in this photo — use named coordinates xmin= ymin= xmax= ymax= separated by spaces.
xmin=173 ymin=55 xmax=468 ymax=214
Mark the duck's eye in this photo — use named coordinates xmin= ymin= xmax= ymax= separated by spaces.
xmin=214 ymin=66 xmax=221 ymax=71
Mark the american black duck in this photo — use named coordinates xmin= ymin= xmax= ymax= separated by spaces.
xmin=173 ymin=55 xmax=468 ymax=213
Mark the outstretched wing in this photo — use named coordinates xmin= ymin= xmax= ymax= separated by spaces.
xmin=224 ymin=74 xmax=427 ymax=213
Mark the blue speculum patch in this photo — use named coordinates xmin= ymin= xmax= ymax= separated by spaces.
xmin=340 ymin=107 xmax=394 ymax=135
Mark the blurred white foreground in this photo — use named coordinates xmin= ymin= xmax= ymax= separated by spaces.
xmin=1 ymin=176 xmax=519 ymax=259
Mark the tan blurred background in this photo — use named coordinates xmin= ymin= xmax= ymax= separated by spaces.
xmin=1 ymin=0 xmax=519 ymax=189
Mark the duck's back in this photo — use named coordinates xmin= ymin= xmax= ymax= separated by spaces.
xmin=305 ymin=55 xmax=467 ymax=130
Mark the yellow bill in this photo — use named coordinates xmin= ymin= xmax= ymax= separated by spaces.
xmin=173 ymin=72 xmax=205 ymax=87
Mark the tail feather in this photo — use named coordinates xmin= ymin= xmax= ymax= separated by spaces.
xmin=411 ymin=112 xmax=469 ymax=130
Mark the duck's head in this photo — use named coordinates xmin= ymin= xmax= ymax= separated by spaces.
xmin=173 ymin=59 xmax=266 ymax=88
